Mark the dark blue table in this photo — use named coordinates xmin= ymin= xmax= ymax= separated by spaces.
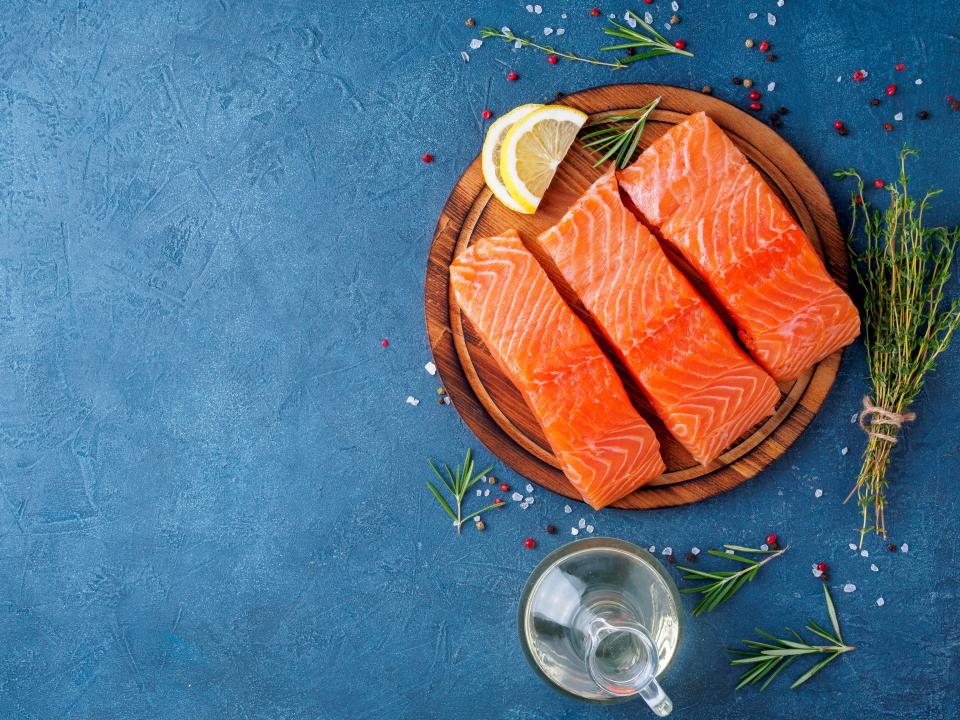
xmin=1 ymin=2 xmax=958 ymax=718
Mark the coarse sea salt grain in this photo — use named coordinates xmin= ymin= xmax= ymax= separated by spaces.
xmin=894 ymin=112 xmax=904 ymax=121
xmin=564 ymin=505 xmax=572 ymax=514
xmin=841 ymin=447 xmax=848 ymax=456
xmin=726 ymin=549 xmax=735 ymax=555
xmin=812 ymin=567 xmax=823 ymax=578
xmin=511 ymin=492 xmax=523 ymax=502
xmin=644 ymin=11 xmax=654 ymax=23
xmin=768 ymin=12 xmax=776 ymax=25
xmin=476 ymin=489 xmax=482 ymax=496
xmin=534 ymin=4 xmax=542 ymax=14
xmin=469 ymin=38 xmax=483 ymax=50
xmin=876 ymin=597 xmax=885 ymax=606
xmin=760 ymin=543 xmax=769 ymax=551
xmin=664 ymin=22 xmax=672 ymax=31
xmin=649 ymin=545 xmax=656 ymax=553
xmin=768 ymin=81 xmax=776 ymax=92
xmin=662 ymin=547 xmax=673 ymax=556
xmin=672 ymin=1 xmax=679 ymax=11
xmin=901 ymin=543 xmax=909 ymax=553
xmin=424 ymin=361 xmax=436 ymax=375
xmin=861 ymin=549 xmax=869 ymax=557
xmin=520 ymin=502 xmax=529 ymax=510
xmin=556 ymin=28 xmax=565 ymax=35
xmin=526 ymin=3 xmax=533 ymax=11
xmin=406 ymin=396 xmax=419 ymax=406
xmin=915 ymin=78 xmax=923 ymax=85
xmin=749 ymin=11 xmax=758 ymax=19
xmin=870 ymin=563 xmax=879 ymax=572
xmin=843 ymin=583 xmax=857 ymax=593
xmin=514 ymin=39 xmax=523 ymax=49
xmin=586 ymin=525 xmax=594 ymax=533
xmin=579 ymin=518 xmax=587 ymax=529
xmin=848 ymin=543 xmax=858 ymax=550
xmin=460 ymin=51 xmax=470 ymax=63
xmin=691 ymin=547 xmax=700 ymax=555
xmin=526 ymin=483 xmax=534 ymax=493
xmin=525 ymin=496 xmax=534 ymax=504
xmin=778 ymin=0 xmax=784 ymax=5
xmin=851 ymin=413 xmax=858 ymax=423
xmin=815 ymin=488 xmax=823 ymax=498
xmin=544 ymin=27 xmax=553 ymax=35
xmin=561 ymin=13 xmax=567 ymax=19
xmin=625 ymin=12 xmax=637 ymax=28
xmin=571 ymin=527 xmax=580 ymax=536
xmin=837 ymin=75 xmax=842 ymax=83
xmin=484 ymin=488 xmax=490 ymax=497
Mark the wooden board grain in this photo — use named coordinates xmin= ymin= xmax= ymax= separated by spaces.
xmin=424 ymin=84 xmax=849 ymax=509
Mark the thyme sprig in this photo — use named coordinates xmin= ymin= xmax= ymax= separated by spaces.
xmin=834 ymin=148 xmax=960 ymax=546
xmin=580 ymin=97 xmax=660 ymax=169
xmin=427 ymin=448 xmax=501 ymax=534
xmin=479 ymin=27 xmax=627 ymax=69
xmin=677 ymin=544 xmax=788 ymax=616
xmin=731 ymin=585 xmax=855 ymax=690
xmin=601 ymin=12 xmax=694 ymax=62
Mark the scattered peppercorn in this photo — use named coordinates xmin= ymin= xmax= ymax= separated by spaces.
xmin=685 ymin=552 xmax=697 ymax=562
xmin=732 ymin=76 xmax=743 ymax=85
xmin=778 ymin=106 xmax=789 ymax=115
xmin=481 ymin=109 xmax=493 ymax=120
xmin=949 ymin=96 xmax=955 ymax=103
xmin=855 ymin=194 xmax=862 ymax=204
xmin=918 ymin=110 xmax=930 ymax=120
xmin=547 ymin=54 xmax=559 ymax=65
xmin=507 ymin=71 xmax=519 ymax=82
xmin=643 ymin=0 xmax=654 ymax=4
xmin=952 ymin=101 xmax=960 ymax=112
xmin=838 ymin=127 xmax=849 ymax=136
xmin=883 ymin=122 xmax=894 ymax=132
xmin=475 ymin=519 xmax=486 ymax=531
xmin=666 ymin=554 xmax=677 ymax=565
xmin=436 ymin=397 xmax=445 ymax=405
xmin=769 ymin=112 xmax=780 ymax=122
xmin=744 ymin=38 xmax=755 ymax=48
xmin=749 ymin=102 xmax=762 ymax=111
xmin=488 ymin=476 xmax=496 ymax=485
xmin=895 ymin=62 xmax=905 ymax=72
xmin=758 ymin=40 xmax=770 ymax=52
xmin=766 ymin=533 xmax=777 ymax=545
xmin=381 ymin=338 xmax=389 ymax=348
xmin=869 ymin=97 xmax=881 ymax=106
xmin=766 ymin=54 xmax=777 ymax=62
xmin=749 ymin=89 xmax=761 ymax=100
xmin=590 ymin=6 xmax=601 ymax=16
xmin=886 ymin=83 xmax=897 ymax=96
xmin=437 ymin=387 xmax=446 ymax=395
xmin=546 ymin=524 xmax=557 ymax=534
xmin=421 ymin=153 xmax=433 ymax=163
xmin=465 ymin=17 xmax=476 ymax=27
xmin=853 ymin=70 xmax=865 ymax=82
xmin=524 ymin=537 xmax=537 ymax=549
xmin=670 ymin=14 xmax=681 ymax=25
xmin=771 ymin=116 xmax=783 ymax=128
xmin=493 ymin=497 xmax=504 ymax=505
xmin=499 ymin=483 xmax=510 ymax=492
xmin=673 ymin=39 xmax=687 ymax=50
xmin=874 ymin=178 xmax=884 ymax=189
xmin=701 ymin=84 xmax=713 ymax=95
xmin=833 ymin=120 xmax=845 ymax=130
xmin=820 ymin=572 xmax=830 ymax=582
xmin=816 ymin=562 xmax=828 ymax=573
xmin=743 ymin=78 xmax=753 ymax=88
xmin=625 ymin=47 xmax=635 ymax=56
xmin=888 ymin=543 xmax=897 ymax=552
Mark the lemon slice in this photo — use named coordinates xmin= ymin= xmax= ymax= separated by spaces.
xmin=500 ymin=105 xmax=588 ymax=214
xmin=482 ymin=103 xmax=542 ymax=213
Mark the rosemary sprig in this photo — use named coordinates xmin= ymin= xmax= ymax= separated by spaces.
xmin=834 ymin=148 xmax=960 ymax=546
xmin=677 ymin=544 xmax=788 ymax=616
xmin=427 ymin=448 xmax=501 ymax=534
xmin=580 ymin=97 xmax=660 ymax=169
xmin=601 ymin=12 xmax=694 ymax=62
xmin=479 ymin=27 xmax=627 ymax=69
xmin=731 ymin=585 xmax=855 ymax=690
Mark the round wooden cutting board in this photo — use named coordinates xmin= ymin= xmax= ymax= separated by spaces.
xmin=424 ymin=84 xmax=849 ymax=509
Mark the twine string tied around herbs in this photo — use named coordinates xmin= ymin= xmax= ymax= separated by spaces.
xmin=858 ymin=396 xmax=916 ymax=444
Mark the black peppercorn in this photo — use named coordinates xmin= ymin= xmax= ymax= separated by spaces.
xmin=917 ymin=110 xmax=930 ymax=120
xmin=888 ymin=543 xmax=897 ymax=552
xmin=625 ymin=47 xmax=635 ymax=56
xmin=778 ymin=106 xmax=789 ymax=115
xmin=838 ymin=127 xmax=849 ymax=136
xmin=883 ymin=122 xmax=894 ymax=132
xmin=870 ymin=97 xmax=881 ymax=106
xmin=701 ymin=84 xmax=713 ymax=95
xmin=545 ymin=524 xmax=557 ymax=535
xmin=685 ymin=552 xmax=697 ymax=562
xmin=766 ymin=54 xmax=777 ymax=62
xmin=732 ymin=76 xmax=743 ymax=85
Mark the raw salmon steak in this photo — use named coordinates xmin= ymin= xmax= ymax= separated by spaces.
xmin=618 ymin=112 xmax=860 ymax=381
xmin=537 ymin=170 xmax=780 ymax=465
xmin=450 ymin=230 xmax=665 ymax=508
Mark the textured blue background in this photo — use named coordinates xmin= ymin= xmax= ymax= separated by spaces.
xmin=1 ymin=1 xmax=959 ymax=718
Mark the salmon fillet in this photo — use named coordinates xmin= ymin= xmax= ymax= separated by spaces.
xmin=537 ymin=170 xmax=780 ymax=465
xmin=450 ymin=230 xmax=665 ymax=508
xmin=618 ymin=112 xmax=860 ymax=381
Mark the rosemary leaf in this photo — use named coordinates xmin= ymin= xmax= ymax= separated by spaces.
xmin=580 ymin=96 xmax=660 ymax=170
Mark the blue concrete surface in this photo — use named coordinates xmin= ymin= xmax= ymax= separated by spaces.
xmin=1 ymin=1 xmax=958 ymax=718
